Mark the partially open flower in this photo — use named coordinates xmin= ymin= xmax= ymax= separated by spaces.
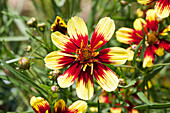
xmin=27 ymin=17 xmax=37 ymax=28
xmin=18 ymin=57 xmax=30 ymax=70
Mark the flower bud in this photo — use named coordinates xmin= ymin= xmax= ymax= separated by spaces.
xmin=120 ymin=0 xmax=128 ymax=6
xmin=49 ymin=70 xmax=60 ymax=81
xmin=131 ymin=44 xmax=137 ymax=51
xmin=18 ymin=57 xmax=30 ymax=70
xmin=51 ymin=85 xmax=59 ymax=93
xmin=27 ymin=17 xmax=37 ymax=28
xmin=38 ymin=23 xmax=46 ymax=32
xmin=119 ymin=78 xmax=126 ymax=86
xmin=26 ymin=45 xmax=32 ymax=52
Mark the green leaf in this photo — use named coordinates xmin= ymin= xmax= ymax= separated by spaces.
xmin=0 ymin=36 xmax=29 ymax=42
xmin=147 ymin=66 xmax=164 ymax=81
xmin=40 ymin=84 xmax=51 ymax=92
xmin=134 ymin=102 xmax=170 ymax=110
xmin=137 ymin=92 xmax=153 ymax=106
xmin=139 ymin=27 xmax=146 ymax=60
xmin=132 ymin=39 xmax=143 ymax=66
xmin=2 ymin=40 xmax=15 ymax=59
xmin=0 ymin=75 xmax=38 ymax=96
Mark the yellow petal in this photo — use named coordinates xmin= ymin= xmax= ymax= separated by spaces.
xmin=143 ymin=47 xmax=154 ymax=67
xmin=67 ymin=100 xmax=87 ymax=113
xmin=57 ymin=63 xmax=81 ymax=88
xmin=94 ymin=63 xmax=119 ymax=91
xmin=133 ymin=18 xmax=147 ymax=31
xmin=67 ymin=16 xmax=88 ymax=47
xmin=98 ymin=47 xmax=129 ymax=65
xmin=137 ymin=0 xmax=154 ymax=5
xmin=54 ymin=99 xmax=66 ymax=113
xmin=159 ymin=25 xmax=170 ymax=36
xmin=155 ymin=47 xmax=164 ymax=56
xmin=126 ymin=47 xmax=134 ymax=61
xmin=116 ymin=27 xmax=134 ymax=44
xmin=90 ymin=17 xmax=115 ymax=50
xmin=44 ymin=51 xmax=76 ymax=70
xmin=155 ymin=0 xmax=170 ymax=18
xmin=110 ymin=107 xmax=122 ymax=113
xmin=76 ymin=68 xmax=94 ymax=100
xmin=51 ymin=31 xmax=78 ymax=53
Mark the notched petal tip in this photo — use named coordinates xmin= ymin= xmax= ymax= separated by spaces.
xmin=90 ymin=17 xmax=115 ymax=50
xmin=76 ymin=69 xmax=94 ymax=100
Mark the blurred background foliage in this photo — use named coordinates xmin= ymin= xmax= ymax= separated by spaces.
xmin=0 ymin=0 xmax=170 ymax=113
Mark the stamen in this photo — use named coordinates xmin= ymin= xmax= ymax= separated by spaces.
xmin=93 ymin=41 xmax=103 ymax=49
xmin=80 ymin=40 xmax=84 ymax=49
xmin=91 ymin=63 xmax=93 ymax=75
xmin=83 ymin=64 xmax=88 ymax=71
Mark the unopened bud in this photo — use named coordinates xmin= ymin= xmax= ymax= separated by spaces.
xmin=119 ymin=78 xmax=126 ymax=86
xmin=120 ymin=0 xmax=128 ymax=6
xmin=131 ymin=44 xmax=137 ymax=51
xmin=26 ymin=45 xmax=32 ymax=52
xmin=51 ymin=85 xmax=58 ymax=93
xmin=38 ymin=23 xmax=46 ymax=32
xmin=18 ymin=57 xmax=30 ymax=70
xmin=27 ymin=17 xmax=37 ymax=28
xmin=49 ymin=70 xmax=60 ymax=81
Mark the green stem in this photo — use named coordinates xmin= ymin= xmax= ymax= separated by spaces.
xmin=149 ymin=63 xmax=170 ymax=67
xmin=28 ymin=45 xmax=42 ymax=59
xmin=28 ymin=69 xmax=41 ymax=84
xmin=36 ymin=27 xmax=50 ymax=51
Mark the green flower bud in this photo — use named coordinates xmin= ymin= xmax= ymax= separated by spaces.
xmin=38 ymin=23 xmax=46 ymax=32
xmin=27 ymin=17 xmax=37 ymax=28
xmin=18 ymin=57 xmax=30 ymax=70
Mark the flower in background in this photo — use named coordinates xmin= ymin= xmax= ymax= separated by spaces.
xmin=116 ymin=9 xmax=170 ymax=67
xmin=30 ymin=96 xmax=87 ymax=113
xmin=45 ymin=16 xmax=129 ymax=100
xmin=137 ymin=0 xmax=170 ymax=18
xmin=51 ymin=16 xmax=67 ymax=35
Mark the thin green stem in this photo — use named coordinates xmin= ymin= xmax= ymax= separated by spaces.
xmin=36 ymin=27 xmax=50 ymax=51
xmin=149 ymin=63 xmax=170 ymax=67
xmin=28 ymin=69 xmax=41 ymax=84
xmin=28 ymin=45 xmax=41 ymax=59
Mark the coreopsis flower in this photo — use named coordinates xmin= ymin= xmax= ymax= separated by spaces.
xmin=116 ymin=9 xmax=170 ymax=67
xmin=137 ymin=0 xmax=170 ymax=18
xmin=51 ymin=16 xmax=67 ymax=35
xmin=44 ymin=16 xmax=129 ymax=100
xmin=30 ymin=96 xmax=87 ymax=113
